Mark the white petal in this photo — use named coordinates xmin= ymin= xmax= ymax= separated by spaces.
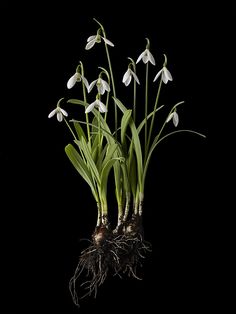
xmin=57 ymin=112 xmax=63 ymax=122
xmin=153 ymin=69 xmax=163 ymax=82
xmin=88 ymin=80 xmax=97 ymax=93
xmin=97 ymin=100 xmax=107 ymax=113
xmin=60 ymin=108 xmax=68 ymax=117
xmin=48 ymin=108 xmax=57 ymax=118
xmin=81 ymin=76 xmax=90 ymax=92
xmin=142 ymin=54 xmax=149 ymax=64
xmin=122 ymin=69 xmax=130 ymax=83
xmin=136 ymin=50 xmax=146 ymax=64
xmin=67 ymin=73 xmax=79 ymax=89
xmin=101 ymin=79 xmax=110 ymax=92
xmin=147 ymin=50 xmax=156 ymax=65
xmin=85 ymin=38 xmax=97 ymax=50
xmin=85 ymin=102 xmax=96 ymax=113
xmin=162 ymin=71 xmax=168 ymax=84
xmin=87 ymin=35 xmax=96 ymax=42
xmin=130 ymin=70 xmax=140 ymax=84
xmin=166 ymin=112 xmax=174 ymax=123
xmin=96 ymin=78 xmax=104 ymax=94
xmin=102 ymin=37 xmax=114 ymax=47
xmin=173 ymin=112 xmax=179 ymax=127
xmin=163 ymin=67 xmax=173 ymax=82
xmin=97 ymin=83 xmax=104 ymax=95
xmin=125 ymin=75 xmax=132 ymax=86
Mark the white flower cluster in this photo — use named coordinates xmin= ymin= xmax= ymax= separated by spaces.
xmin=48 ymin=33 xmax=177 ymax=125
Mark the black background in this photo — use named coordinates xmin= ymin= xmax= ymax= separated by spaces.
xmin=0 ymin=1 xmax=229 ymax=313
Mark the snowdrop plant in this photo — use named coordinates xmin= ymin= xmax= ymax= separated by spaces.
xmin=48 ymin=18 xmax=205 ymax=307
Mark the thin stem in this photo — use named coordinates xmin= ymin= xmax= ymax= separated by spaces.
xmin=105 ymin=43 xmax=117 ymax=134
xmin=154 ymin=101 xmax=185 ymax=145
xmin=94 ymin=19 xmax=117 ymax=136
xmin=80 ymin=62 xmax=91 ymax=150
xmin=133 ymin=77 xmax=137 ymax=123
xmin=144 ymin=62 xmax=149 ymax=158
xmin=63 ymin=117 xmax=77 ymax=140
xmin=146 ymin=78 xmax=163 ymax=162
xmin=128 ymin=58 xmax=138 ymax=124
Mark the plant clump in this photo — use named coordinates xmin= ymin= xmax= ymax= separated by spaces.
xmin=48 ymin=18 xmax=205 ymax=307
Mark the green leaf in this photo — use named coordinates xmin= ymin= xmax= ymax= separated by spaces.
xmin=113 ymin=97 xmax=128 ymax=113
xmin=129 ymin=118 xmax=143 ymax=191
xmin=73 ymin=121 xmax=86 ymax=140
xmin=102 ymin=143 xmax=118 ymax=168
xmin=129 ymin=152 xmax=137 ymax=197
xmin=65 ymin=144 xmax=98 ymax=200
xmin=100 ymin=158 xmax=120 ymax=198
xmin=121 ymin=109 xmax=132 ymax=145
xmin=67 ymin=99 xmax=88 ymax=106
xmin=80 ymin=137 xmax=101 ymax=186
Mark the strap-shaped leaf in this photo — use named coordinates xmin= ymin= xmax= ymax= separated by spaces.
xmin=73 ymin=121 xmax=86 ymax=140
xmin=129 ymin=118 xmax=143 ymax=192
xmin=129 ymin=152 xmax=137 ymax=197
xmin=100 ymin=158 xmax=119 ymax=197
xmin=65 ymin=144 xmax=98 ymax=200
xmin=113 ymin=97 xmax=128 ymax=113
xmin=102 ymin=143 xmax=118 ymax=168
xmin=67 ymin=99 xmax=88 ymax=106
xmin=80 ymin=137 xmax=101 ymax=186
xmin=121 ymin=109 xmax=132 ymax=144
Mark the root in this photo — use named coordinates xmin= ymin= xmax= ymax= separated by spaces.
xmin=69 ymin=222 xmax=152 ymax=307
xmin=69 ymin=243 xmax=109 ymax=306
xmin=116 ymin=233 xmax=152 ymax=280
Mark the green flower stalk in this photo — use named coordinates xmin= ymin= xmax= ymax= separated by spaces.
xmin=47 ymin=19 xmax=206 ymax=308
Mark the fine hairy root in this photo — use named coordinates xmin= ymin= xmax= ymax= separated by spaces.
xmin=69 ymin=219 xmax=152 ymax=307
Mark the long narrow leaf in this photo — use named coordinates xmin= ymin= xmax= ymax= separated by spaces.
xmin=80 ymin=137 xmax=101 ymax=185
xmin=102 ymin=143 xmax=118 ymax=169
xmin=100 ymin=158 xmax=119 ymax=197
xmin=121 ymin=109 xmax=132 ymax=145
xmin=113 ymin=97 xmax=128 ymax=113
xmin=129 ymin=118 xmax=143 ymax=191
xmin=65 ymin=144 xmax=98 ymax=200
xmin=73 ymin=121 xmax=86 ymax=140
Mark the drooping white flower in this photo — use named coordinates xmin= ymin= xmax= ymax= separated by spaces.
xmin=166 ymin=111 xmax=179 ymax=127
xmin=48 ymin=106 xmax=68 ymax=122
xmin=136 ymin=48 xmax=156 ymax=65
xmin=85 ymin=34 xmax=114 ymax=50
xmin=153 ymin=66 xmax=173 ymax=84
xmin=67 ymin=72 xmax=89 ymax=91
xmin=85 ymin=99 xmax=107 ymax=114
xmin=122 ymin=68 xmax=140 ymax=86
xmin=88 ymin=78 xmax=110 ymax=95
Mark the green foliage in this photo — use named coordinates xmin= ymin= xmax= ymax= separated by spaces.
xmin=49 ymin=19 xmax=205 ymax=222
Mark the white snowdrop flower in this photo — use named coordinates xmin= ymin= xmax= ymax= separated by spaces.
xmin=85 ymin=34 xmax=114 ymax=50
xmin=48 ymin=106 xmax=68 ymax=122
xmin=88 ymin=78 xmax=110 ymax=95
xmin=85 ymin=99 xmax=107 ymax=114
xmin=166 ymin=111 xmax=179 ymax=127
xmin=153 ymin=66 xmax=173 ymax=84
xmin=122 ymin=68 xmax=140 ymax=86
xmin=67 ymin=72 xmax=89 ymax=91
xmin=136 ymin=48 xmax=156 ymax=65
